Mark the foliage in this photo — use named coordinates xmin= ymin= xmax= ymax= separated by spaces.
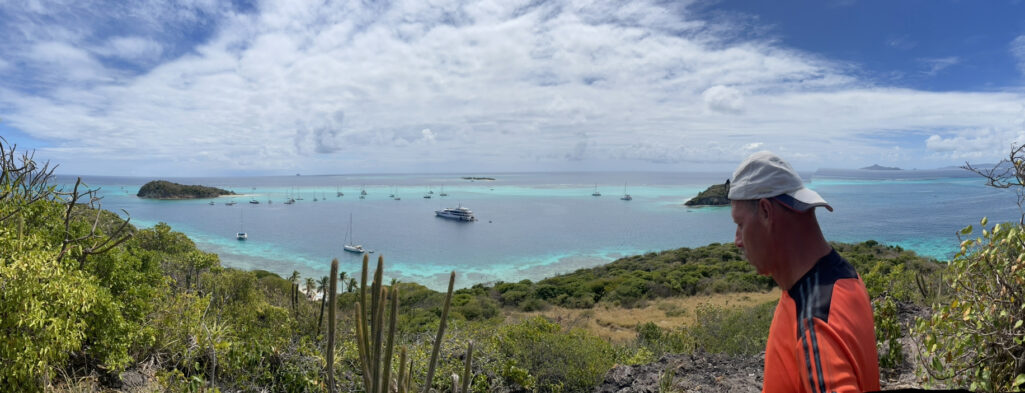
xmin=0 ymin=227 xmax=102 ymax=389
xmin=873 ymin=295 xmax=903 ymax=370
xmin=496 ymin=316 xmax=620 ymax=392
xmin=489 ymin=243 xmax=775 ymax=310
xmin=914 ymin=217 xmax=1025 ymax=391
xmin=634 ymin=301 xmax=775 ymax=358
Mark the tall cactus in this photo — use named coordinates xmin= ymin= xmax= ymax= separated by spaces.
xmin=422 ymin=271 xmax=456 ymax=392
xmin=326 ymin=259 xmax=339 ymax=393
xmin=351 ymin=256 xmax=473 ymax=393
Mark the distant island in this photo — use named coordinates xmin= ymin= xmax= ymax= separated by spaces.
xmin=462 ymin=176 xmax=496 ymax=181
xmin=684 ymin=180 xmax=730 ymax=206
xmin=861 ymin=164 xmax=902 ymax=171
xmin=137 ymin=180 xmax=235 ymax=199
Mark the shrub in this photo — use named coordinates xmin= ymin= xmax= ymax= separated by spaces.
xmin=873 ymin=295 xmax=903 ymax=370
xmin=914 ymin=218 xmax=1025 ymax=391
xmin=496 ymin=316 xmax=618 ymax=392
xmin=688 ymin=302 xmax=775 ymax=356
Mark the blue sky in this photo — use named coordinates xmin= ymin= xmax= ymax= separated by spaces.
xmin=703 ymin=0 xmax=1025 ymax=91
xmin=1 ymin=0 xmax=1024 ymax=176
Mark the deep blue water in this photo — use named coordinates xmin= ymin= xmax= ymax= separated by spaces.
xmin=56 ymin=169 xmax=1020 ymax=290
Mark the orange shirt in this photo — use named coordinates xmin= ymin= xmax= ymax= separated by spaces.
xmin=763 ymin=249 xmax=880 ymax=393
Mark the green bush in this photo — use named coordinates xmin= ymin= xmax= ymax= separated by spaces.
xmin=872 ymin=295 xmax=903 ymax=371
xmin=688 ymin=302 xmax=775 ymax=356
xmin=914 ymin=218 xmax=1025 ymax=391
xmin=496 ymin=316 xmax=619 ymax=392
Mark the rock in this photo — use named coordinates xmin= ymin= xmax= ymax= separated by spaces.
xmin=595 ymin=352 xmax=763 ymax=393
xmin=684 ymin=181 xmax=730 ymax=207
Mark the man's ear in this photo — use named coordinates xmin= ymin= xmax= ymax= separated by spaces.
xmin=756 ymin=198 xmax=773 ymax=222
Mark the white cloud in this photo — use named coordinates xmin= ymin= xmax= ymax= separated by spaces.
xmin=925 ymin=128 xmax=1025 ymax=159
xmin=421 ymin=128 xmax=436 ymax=144
xmin=919 ymin=56 xmax=959 ymax=76
xmin=1012 ymin=35 xmax=1025 ymax=75
xmin=885 ymin=35 xmax=917 ymax=50
xmin=1 ymin=0 xmax=1024 ymax=175
xmin=96 ymin=36 xmax=164 ymax=61
xmin=27 ymin=41 xmax=110 ymax=82
xmin=702 ymin=85 xmax=745 ymax=114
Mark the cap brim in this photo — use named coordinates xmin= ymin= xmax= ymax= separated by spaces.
xmin=775 ymin=188 xmax=833 ymax=212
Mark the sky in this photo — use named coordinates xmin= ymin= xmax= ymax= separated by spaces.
xmin=1 ymin=0 xmax=1025 ymax=176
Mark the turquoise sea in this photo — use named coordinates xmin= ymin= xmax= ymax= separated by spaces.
xmin=57 ymin=169 xmax=1019 ymax=290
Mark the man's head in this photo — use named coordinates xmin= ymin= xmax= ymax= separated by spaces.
xmin=728 ymin=151 xmax=832 ymax=278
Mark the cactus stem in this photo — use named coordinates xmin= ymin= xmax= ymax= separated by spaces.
xmin=422 ymin=271 xmax=456 ymax=393
xmin=326 ymin=259 xmax=339 ymax=393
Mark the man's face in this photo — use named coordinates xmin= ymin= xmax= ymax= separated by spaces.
xmin=731 ymin=199 xmax=771 ymax=275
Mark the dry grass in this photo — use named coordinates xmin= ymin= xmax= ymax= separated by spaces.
xmin=504 ymin=289 xmax=780 ymax=343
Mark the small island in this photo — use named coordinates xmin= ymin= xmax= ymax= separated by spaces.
xmin=462 ymin=176 xmax=496 ymax=181
xmin=137 ymin=180 xmax=235 ymax=199
xmin=684 ymin=180 xmax=730 ymax=206
xmin=861 ymin=164 xmax=901 ymax=171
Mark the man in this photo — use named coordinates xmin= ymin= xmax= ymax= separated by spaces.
xmin=728 ymin=151 xmax=880 ymax=393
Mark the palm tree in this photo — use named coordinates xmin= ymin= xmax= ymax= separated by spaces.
xmin=288 ymin=270 xmax=300 ymax=285
xmin=338 ymin=271 xmax=348 ymax=291
xmin=316 ymin=275 xmax=330 ymax=336
xmin=346 ymin=278 xmax=357 ymax=293
xmin=305 ymin=277 xmax=315 ymax=300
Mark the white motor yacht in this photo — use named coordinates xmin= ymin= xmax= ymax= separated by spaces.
xmin=435 ymin=205 xmax=476 ymax=221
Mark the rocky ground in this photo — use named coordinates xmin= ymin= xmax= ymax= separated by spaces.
xmin=596 ymin=351 xmax=763 ymax=393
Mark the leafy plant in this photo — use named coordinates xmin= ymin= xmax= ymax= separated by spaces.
xmin=496 ymin=316 xmax=618 ymax=392
xmin=914 ymin=217 xmax=1025 ymax=391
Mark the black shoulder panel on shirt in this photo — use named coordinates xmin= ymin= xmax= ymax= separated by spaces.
xmin=788 ymin=249 xmax=858 ymax=333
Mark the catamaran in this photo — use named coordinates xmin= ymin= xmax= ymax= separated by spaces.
xmin=621 ymin=182 xmax=632 ymax=201
xmin=592 ymin=184 xmax=601 ymax=197
xmin=343 ymin=213 xmax=370 ymax=253
xmin=236 ymin=209 xmax=247 ymax=240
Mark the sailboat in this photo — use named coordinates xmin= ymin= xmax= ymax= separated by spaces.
xmin=620 ymin=182 xmax=632 ymax=201
xmin=236 ymin=209 xmax=248 ymax=240
xmin=337 ymin=186 xmax=343 ymax=197
xmin=439 ymin=185 xmax=447 ymax=197
xmin=592 ymin=184 xmax=602 ymax=197
xmin=343 ymin=213 xmax=369 ymax=253
xmin=284 ymin=188 xmax=295 ymax=204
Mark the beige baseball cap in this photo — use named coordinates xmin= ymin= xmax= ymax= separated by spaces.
xmin=728 ymin=151 xmax=833 ymax=212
